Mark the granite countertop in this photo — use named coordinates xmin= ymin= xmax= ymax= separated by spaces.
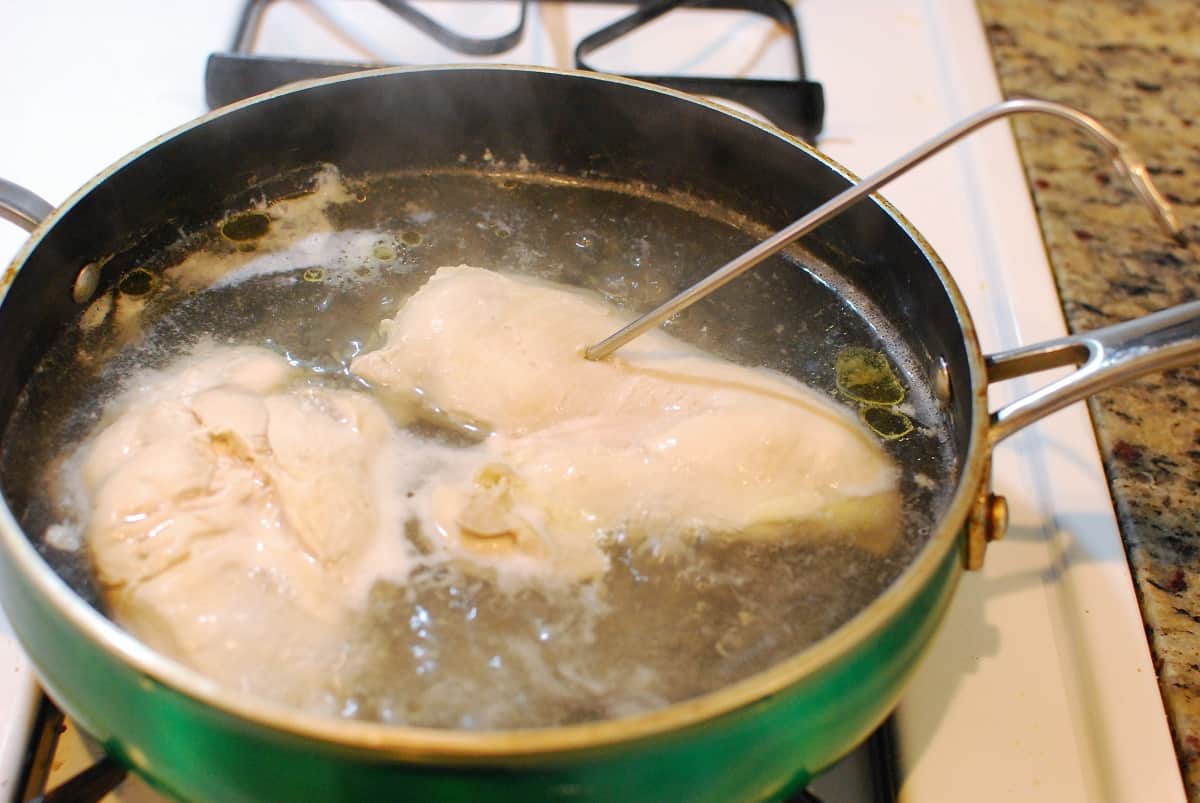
xmin=975 ymin=0 xmax=1200 ymax=796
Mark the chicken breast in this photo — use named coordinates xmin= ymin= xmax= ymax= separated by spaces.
xmin=81 ymin=346 xmax=408 ymax=706
xmin=352 ymin=265 xmax=902 ymax=581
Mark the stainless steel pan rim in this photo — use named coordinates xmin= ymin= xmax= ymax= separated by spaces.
xmin=0 ymin=64 xmax=990 ymax=759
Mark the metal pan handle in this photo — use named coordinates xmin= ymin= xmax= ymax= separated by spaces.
xmin=985 ymin=301 xmax=1200 ymax=446
xmin=585 ymin=97 xmax=1184 ymax=360
xmin=0 ymin=178 xmax=54 ymax=233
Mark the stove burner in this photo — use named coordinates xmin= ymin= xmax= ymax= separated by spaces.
xmin=16 ymin=696 xmax=125 ymax=803
xmin=573 ymin=0 xmax=823 ymax=140
xmin=204 ymin=0 xmax=824 ymax=141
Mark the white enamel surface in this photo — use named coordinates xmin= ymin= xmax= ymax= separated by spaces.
xmin=0 ymin=635 xmax=35 ymax=802
xmin=0 ymin=2 xmax=1184 ymax=801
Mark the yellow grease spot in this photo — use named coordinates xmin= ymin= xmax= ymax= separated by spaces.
xmin=373 ymin=242 xmax=397 ymax=261
xmin=835 ymin=346 xmax=905 ymax=405
xmin=861 ymin=406 xmax=914 ymax=440
xmin=835 ymin=346 xmax=912 ymax=440
xmin=400 ymin=231 xmax=423 ymax=247
xmin=302 ymin=267 xmax=325 ymax=283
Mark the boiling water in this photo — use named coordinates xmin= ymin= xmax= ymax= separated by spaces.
xmin=0 ymin=165 xmax=953 ymax=729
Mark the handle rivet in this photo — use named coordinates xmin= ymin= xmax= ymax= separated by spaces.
xmin=933 ymin=355 xmax=952 ymax=404
xmin=965 ymin=470 xmax=1008 ymax=571
xmin=73 ymin=262 xmax=100 ymax=304
xmin=987 ymin=493 xmax=1009 ymax=542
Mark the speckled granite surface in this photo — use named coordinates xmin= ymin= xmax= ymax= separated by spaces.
xmin=975 ymin=0 xmax=1200 ymax=796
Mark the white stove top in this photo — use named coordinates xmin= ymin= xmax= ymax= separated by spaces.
xmin=0 ymin=2 xmax=1186 ymax=801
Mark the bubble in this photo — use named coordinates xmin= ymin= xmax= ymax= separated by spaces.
xmin=715 ymin=628 xmax=750 ymax=658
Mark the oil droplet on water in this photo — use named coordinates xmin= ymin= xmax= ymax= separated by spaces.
xmin=302 ymin=267 xmax=325 ymax=283
xmin=861 ymin=405 xmax=913 ymax=440
xmin=401 ymin=231 xmax=423 ymax=247
xmin=835 ymin=346 xmax=911 ymax=440
xmin=835 ymin=346 xmax=905 ymax=405
xmin=373 ymin=241 xmax=397 ymax=261
xmin=220 ymin=212 xmax=271 ymax=242
xmin=118 ymin=268 xmax=157 ymax=297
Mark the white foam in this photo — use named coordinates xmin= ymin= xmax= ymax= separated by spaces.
xmin=211 ymin=230 xmax=411 ymax=289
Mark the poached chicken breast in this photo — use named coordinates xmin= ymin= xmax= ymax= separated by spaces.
xmin=351 ymin=265 xmax=901 ymax=580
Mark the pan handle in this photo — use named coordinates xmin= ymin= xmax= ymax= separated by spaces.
xmin=0 ymin=178 xmax=54 ymax=233
xmin=985 ymin=300 xmax=1200 ymax=445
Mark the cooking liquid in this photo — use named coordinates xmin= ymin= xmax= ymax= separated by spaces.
xmin=0 ymin=165 xmax=953 ymax=729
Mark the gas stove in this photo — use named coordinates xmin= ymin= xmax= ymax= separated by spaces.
xmin=0 ymin=2 xmax=1187 ymax=801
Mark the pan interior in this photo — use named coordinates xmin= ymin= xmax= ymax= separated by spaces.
xmin=0 ymin=162 xmax=957 ymax=730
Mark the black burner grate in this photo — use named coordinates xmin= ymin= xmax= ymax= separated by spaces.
xmin=204 ymin=0 xmax=824 ymax=141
